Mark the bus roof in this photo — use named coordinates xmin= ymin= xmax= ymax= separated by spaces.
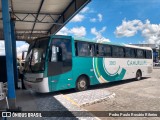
xmin=73 ymin=36 xmax=152 ymax=50
xmin=35 ymin=35 xmax=152 ymax=51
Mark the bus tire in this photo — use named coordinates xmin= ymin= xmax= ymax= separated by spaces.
xmin=76 ymin=76 xmax=88 ymax=91
xmin=135 ymin=70 xmax=142 ymax=80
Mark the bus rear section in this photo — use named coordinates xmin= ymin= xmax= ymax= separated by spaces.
xmin=72 ymin=41 xmax=153 ymax=85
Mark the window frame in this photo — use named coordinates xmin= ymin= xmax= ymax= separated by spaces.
xmin=75 ymin=41 xmax=96 ymax=57
xmin=96 ymin=44 xmax=111 ymax=57
xmin=75 ymin=40 xmax=152 ymax=59
xmin=112 ymin=46 xmax=125 ymax=58
xmin=50 ymin=37 xmax=72 ymax=62
xmin=136 ymin=49 xmax=145 ymax=58
xmin=47 ymin=37 xmax=72 ymax=76
xmin=124 ymin=47 xmax=136 ymax=58
xmin=145 ymin=50 xmax=152 ymax=59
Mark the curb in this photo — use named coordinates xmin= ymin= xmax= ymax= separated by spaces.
xmin=80 ymin=92 xmax=116 ymax=107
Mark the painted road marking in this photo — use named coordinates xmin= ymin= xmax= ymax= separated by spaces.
xmin=62 ymin=94 xmax=101 ymax=120
xmin=62 ymin=94 xmax=80 ymax=107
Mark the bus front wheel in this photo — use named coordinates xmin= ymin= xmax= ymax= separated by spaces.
xmin=76 ymin=76 xmax=88 ymax=91
xmin=136 ymin=70 xmax=142 ymax=80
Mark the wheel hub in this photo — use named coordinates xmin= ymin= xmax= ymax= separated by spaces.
xmin=79 ymin=80 xmax=86 ymax=88
xmin=137 ymin=72 xmax=141 ymax=80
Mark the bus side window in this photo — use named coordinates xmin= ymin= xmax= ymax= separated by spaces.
xmin=112 ymin=46 xmax=119 ymax=58
xmin=130 ymin=48 xmax=136 ymax=58
xmin=137 ymin=49 xmax=145 ymax=58
xmin=48 ymin=38 xmax=72 ymax=76
xmin=97 ymin=44 xmax=111 ymax=57
xmin=76 ymin=42 xmax=95 ymax=57
xmin=146 ymin=50 xmax=152 ymax=59
xmin=125 ymin=48 xmax=130 ymax=58
xmin=106 ymin=45 xmax=111 ymax=57
xmin=51 ymin=39 xmax=71 ymax=61
xmin=89 ymin=44 xmax=95 ymax=56
xmin=77 ymin=42 xmax=90 ymax=56
xmin=97 ymin=44 xmax=105 ymax=56
xmin=118 ymin=47 xmax=124 ymax=58
xmin=112 ymin=46 xmax=125 ymax=58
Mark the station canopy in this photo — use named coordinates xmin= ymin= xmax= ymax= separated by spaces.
xmin=0 ymin=0 xmax=90 ymax=42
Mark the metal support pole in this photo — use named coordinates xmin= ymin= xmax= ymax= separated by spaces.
xmin=1 ymin=0 xmax=16 ymax=109
xmin=10 ymin=18 xmax=18 ymax=89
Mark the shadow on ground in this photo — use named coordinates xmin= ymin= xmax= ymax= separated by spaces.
xmin=59 ymin=77 xmax=149 ymax=95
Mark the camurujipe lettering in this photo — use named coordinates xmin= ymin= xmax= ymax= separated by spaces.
xmin=127 ymin=60 xmax=147 ymax=66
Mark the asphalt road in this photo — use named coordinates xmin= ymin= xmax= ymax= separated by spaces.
xmin=1 ymin=68 xmax=160 ymax=120
xmin=83 ymin=68 xmax=160 ymax=120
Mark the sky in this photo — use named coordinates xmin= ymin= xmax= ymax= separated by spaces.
xmin=0 ymin=41 xmax=29 ymax=58
xmin=57 ymin=0 xmax=160 ymax=45
xmin=1 ymin=0 xmax=160 ymax=57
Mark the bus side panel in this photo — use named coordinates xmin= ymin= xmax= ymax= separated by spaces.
xmin=72 ymin=57 xmax=100 ymax=86
xmin=92 ymin=58 xmax=153 ymax=83
xmin=47 ymin=70 xmax=74 ymax=92
xmin=47 ymin=56 xmax=153 ymax=92
xmin=92 ymin=58 xmax=126 ymax=83
xmin=141 ymin=59 xmax=153 ymax=77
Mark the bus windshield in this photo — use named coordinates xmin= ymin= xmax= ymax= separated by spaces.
xmin=25 ymin=37 xmax=49 ymax=72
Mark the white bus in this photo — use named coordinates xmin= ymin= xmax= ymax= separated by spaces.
xmin=24 ymin=35 xmax=153 ymax=93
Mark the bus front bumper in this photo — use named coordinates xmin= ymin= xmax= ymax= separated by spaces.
xmin=24 ymin=78 xmax=50 ymax=93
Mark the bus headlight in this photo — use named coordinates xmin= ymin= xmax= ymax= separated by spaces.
xmin=36 ymin=78 xmax=43 ymax=82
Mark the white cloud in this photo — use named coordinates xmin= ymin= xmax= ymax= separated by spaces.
xmin=91 ymin=27 xmax=106 ymax=37
xmin=97 ymin=37 xmax=110 ymax=43
xmin=0 ymin=41 xmax=5 ymax=55
xmin=98 ymin=13 xmax=103 ymax=22
xmin=71 ymin=14 xmax=85 ymax=22
xmin=80 ymin=7 xmax=89 ymax=13
xmin=0 ymin=41 xmax=4 ymax=48
xmin=100 ymin=26 xmax=106 ymax=33
xmin=90 ymin=18 xmax=96 ymax=22
xmin=115 ymin=19 xmax=160 ymax=44
xmin=90 ymin=13 xmax=103 ymax=23
xmin=141 ymin=20 xmax=160 ymax=44
xmin=91 ymin=27 xmax=110 ymax=42
xmin=70 ymin=26 xmax=86 ymax=37
xmin=0 ymin=41 xmax=29 ymax=58
xmin=115 ymin=19 xmax=143 ymax=38
xmin=57 ymin=26 xmax=86 ymax=37
xmin=56 ymin=27 xmax=69 ymax=36
xmin=17 ymin=44 xmax=29 ymax=59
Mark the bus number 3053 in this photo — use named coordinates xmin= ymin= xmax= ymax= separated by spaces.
xmin=109 ymin=61 xmax=116 ymax=65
